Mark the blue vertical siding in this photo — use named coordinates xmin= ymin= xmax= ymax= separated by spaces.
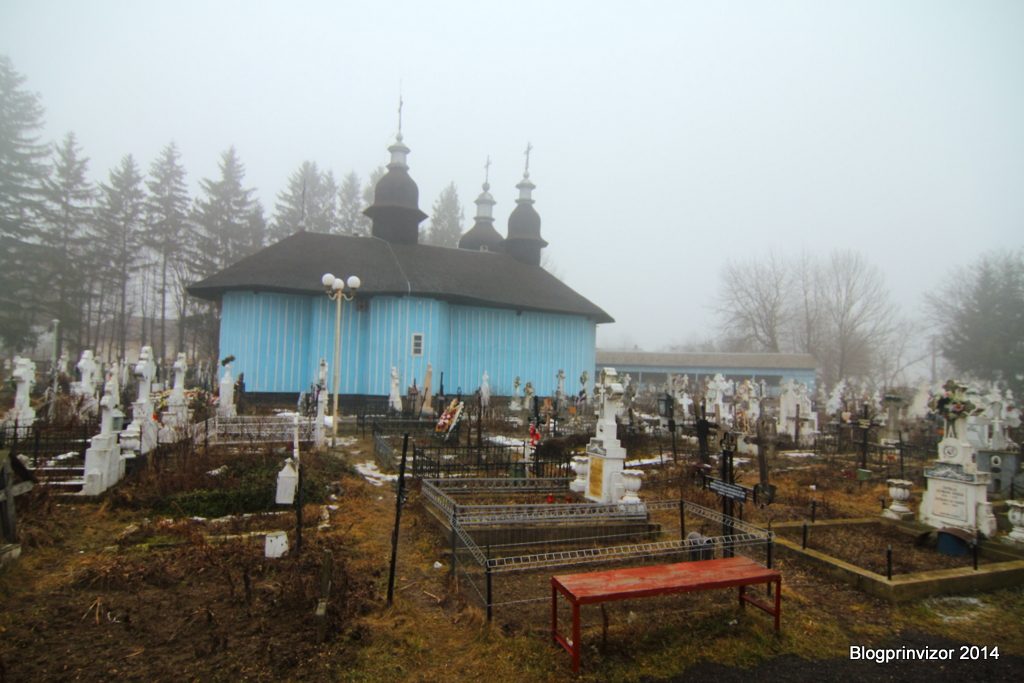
xmin=446 ymin=306 xmax=596 ymax=398
xmin=219 ymin=292 xmax=597 ymax=397
xmin=220 ymin=291 xmax=312 ymax=393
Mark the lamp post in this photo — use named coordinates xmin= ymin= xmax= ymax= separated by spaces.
xmin=322 ymin=273 xmax=361 ymax=446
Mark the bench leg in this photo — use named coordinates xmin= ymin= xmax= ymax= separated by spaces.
xmin=773 ymin=578 xmax=781 ymax=632
xmin=738 ymin=584 xmax=745 ymax=609
xmin=572 ymin=601 xmax=581 ymax=673
xmin=551 ymin=580 xmax=557 ymax=643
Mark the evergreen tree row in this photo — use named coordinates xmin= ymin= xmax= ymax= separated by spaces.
xmin=0 ymin=55 xmax=465 ymax=363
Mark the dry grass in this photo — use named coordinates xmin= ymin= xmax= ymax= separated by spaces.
xmin=2 ymin=438 xmax=1023 ymax=682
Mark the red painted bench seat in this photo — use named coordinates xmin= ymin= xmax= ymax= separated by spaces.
xmin=551 ymin=556 xmax=781 ymax=672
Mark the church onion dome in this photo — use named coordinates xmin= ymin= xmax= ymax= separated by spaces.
xmin=364 ymin=133 xmax=428 ymax=245
xmin=507 ymin=173 xmax=547 ymax=245
xmin=372 ymin=136 xmax=420 ymax=208
xmin=505 ymin=162 xmax=548 ymax=266
xmin=459 ymin=178 xmax=504 ymax=252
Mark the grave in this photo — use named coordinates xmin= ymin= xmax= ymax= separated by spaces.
xmin=159 ymin=352 xmax=191 ymax=441
xmin=7 ymin=357 xmax=36 ymax=427
xmin=777 ymin=379 xmax=817 ymax=445
xmin=918 ymin=381 xmax=997 ymax=537
xmin=83 ymin=371 xmax=124 ymax=496
xmin=71 ymin=350 xmax=100 ymax=416
xmin=120 ymin=346 xmax=159 ymax=456
xmin=217 ymin=362 xmax=237 ymax=418
xmin=584 ymin=368 xmax=643 ymax=509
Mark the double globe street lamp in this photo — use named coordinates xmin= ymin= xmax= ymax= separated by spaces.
xmin=321 ymin=273 xmax=361 ymax=446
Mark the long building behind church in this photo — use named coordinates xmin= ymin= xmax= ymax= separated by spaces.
xmin=188 ymin=133 xmax=613 ymax=398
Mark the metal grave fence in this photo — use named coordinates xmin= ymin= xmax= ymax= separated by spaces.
xmin=196 ymin=415 xmax=317 ymax=447
xmin=420 ymin=478 xmax=774 ymax=623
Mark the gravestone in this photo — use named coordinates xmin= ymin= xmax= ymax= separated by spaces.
xmin=509 ymin=376 xmax=522 ymax=412
xmin=584 ymin=368 xmax=643 ymax=508
xmin=72 ymin=350 xmax=100 ymax=399
xmin=918 ymin=381 xmax=997 ymax=536
xmin=522 ymin=381 xmax=535 ymax=418
xmin=480 ymin=371 xmax=491 ymax=410
xmin=83 ymin=371 xmax=124 ymax=496
xmin=389 ymin=366 xmax=403 ymax=414
xmin=161 ymin=352 xmax=190 ymax=432
xmin=8 ymin=357 xmax=36 ymax=427
xmin=777 ymin=379 xmax=818 ymax=444
xmin=217 ymin=363 xmax=236 ymax=418
xmin=880 ymin=394 xmax=902 ymax=444
xmin=420 ymin=363 xmax=434 ymax=417
xmin=120 ymin=346 xmax=158 ymax=456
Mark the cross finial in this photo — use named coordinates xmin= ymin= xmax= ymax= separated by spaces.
xmin=484 ymin=156 xmax=491 ymax=185
xmin=397 ymin=92 xmax=404 ymax=140
xmin=524 ymin=142 xmax=533 ymax=176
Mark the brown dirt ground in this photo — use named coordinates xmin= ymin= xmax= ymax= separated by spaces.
xmin=1 ymin=442 xmax=1023 ymax=682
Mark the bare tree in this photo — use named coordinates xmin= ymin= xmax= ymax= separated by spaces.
xmin=715 ymin=249 xmax=901 ymax=390
xmin=716 ymin=251 xmax=789 ymax=352
xmin=817 ymin=250 xmax=898 ymax=387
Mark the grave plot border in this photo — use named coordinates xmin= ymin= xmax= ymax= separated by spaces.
xmin=419 ymin=478 xmax=774 ymax=620
xmin=771 ymin=518 xmax=1024 ymax=602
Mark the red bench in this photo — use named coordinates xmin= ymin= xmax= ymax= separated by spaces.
xmin=551 ymin=556 xmax=781 ymax=673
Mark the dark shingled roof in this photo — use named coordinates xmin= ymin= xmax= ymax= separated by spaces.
xmin=188 ymin=231 xmax=614 ymax=323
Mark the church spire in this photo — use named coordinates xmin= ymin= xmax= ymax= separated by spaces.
xmin=363 ymin=104 xmax=428 ymax=245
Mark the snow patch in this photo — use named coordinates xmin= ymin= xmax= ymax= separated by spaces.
xmin=355 ymin=461 xmax=398 ymax=487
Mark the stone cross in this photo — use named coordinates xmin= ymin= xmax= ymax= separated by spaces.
xmin=135 ymin=346 xmax=156 ymax=403
xmin=389 ymin=366 xmax=403 ymax=413
xmin=218 ymin=363 xmax=236 ymax=418
xmin=75 ymin=350 xmax=99 ymax=397
xmin=10 ymin=356 xmax=36 ymax=426
xmin=100 ymin=371 xmax=118 ymax=436
xmin=171 ymin=352 xmax=187 ymax=397
xmin=480 ymin=371 xmax=491 ymax=409
xmin=421 ymin=363 xmax=434 ymax=416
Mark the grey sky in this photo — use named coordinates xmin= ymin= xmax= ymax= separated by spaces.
xmin=2 ymin=0 xmax=1022 ymax=351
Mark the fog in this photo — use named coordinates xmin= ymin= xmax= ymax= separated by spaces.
xmin=2 ymin=0 xmax=1022 ymax=352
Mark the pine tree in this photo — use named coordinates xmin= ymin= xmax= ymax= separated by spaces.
xmin=424 ymin=182 xmax=464 ymax=248
xmin=270 ymin=161 xmax=339 ymax=240
xmin=193 ymin=147 xmax=262 ymax=275
xmin=145 ymin=142 xmax=190 ymax=361
xmin=191 ymin=147 xmax=264 ymax=357
xmin=38 ymin=132 xmax=94 ymax=354
xmin=929 ymin=250 xmax=1024 ymax=397
xmin=337 ymin=171 xmax=364 ymax=236
xmin=0 ymin=55 xmax=50 ymax=350
xmin=94 ymin=155 xmax=145 ymax=360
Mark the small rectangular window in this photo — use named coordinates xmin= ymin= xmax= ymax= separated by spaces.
xmin=411 ymin=333 xmax=424 ymax=357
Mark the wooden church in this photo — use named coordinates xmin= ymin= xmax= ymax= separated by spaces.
xmin=188 ymin=133 xmax=612 ymax=398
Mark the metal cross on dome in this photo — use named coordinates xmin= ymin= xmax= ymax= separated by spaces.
xmin=524 ymin=142 xmax=532 ymax=175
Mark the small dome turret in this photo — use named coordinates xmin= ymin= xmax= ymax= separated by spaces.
xmin=364 ymin=132 xmax=428 ymax=244
xmin=505 ymin=144 xmax=547 ymax=266
xmin=459 ymin=159 xmax=505 ymax=252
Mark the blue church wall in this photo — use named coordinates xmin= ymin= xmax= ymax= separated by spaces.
xmin=220 ymin=291 xmax=312 ymax=393
xmin=446 ymin=306 xmax=596 ymax=398
xmin=218 ymin=292 xmax=597 ymax=397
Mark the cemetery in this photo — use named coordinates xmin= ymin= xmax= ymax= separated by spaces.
xmin=2 ymin=342 xmax=1024 ymax=679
